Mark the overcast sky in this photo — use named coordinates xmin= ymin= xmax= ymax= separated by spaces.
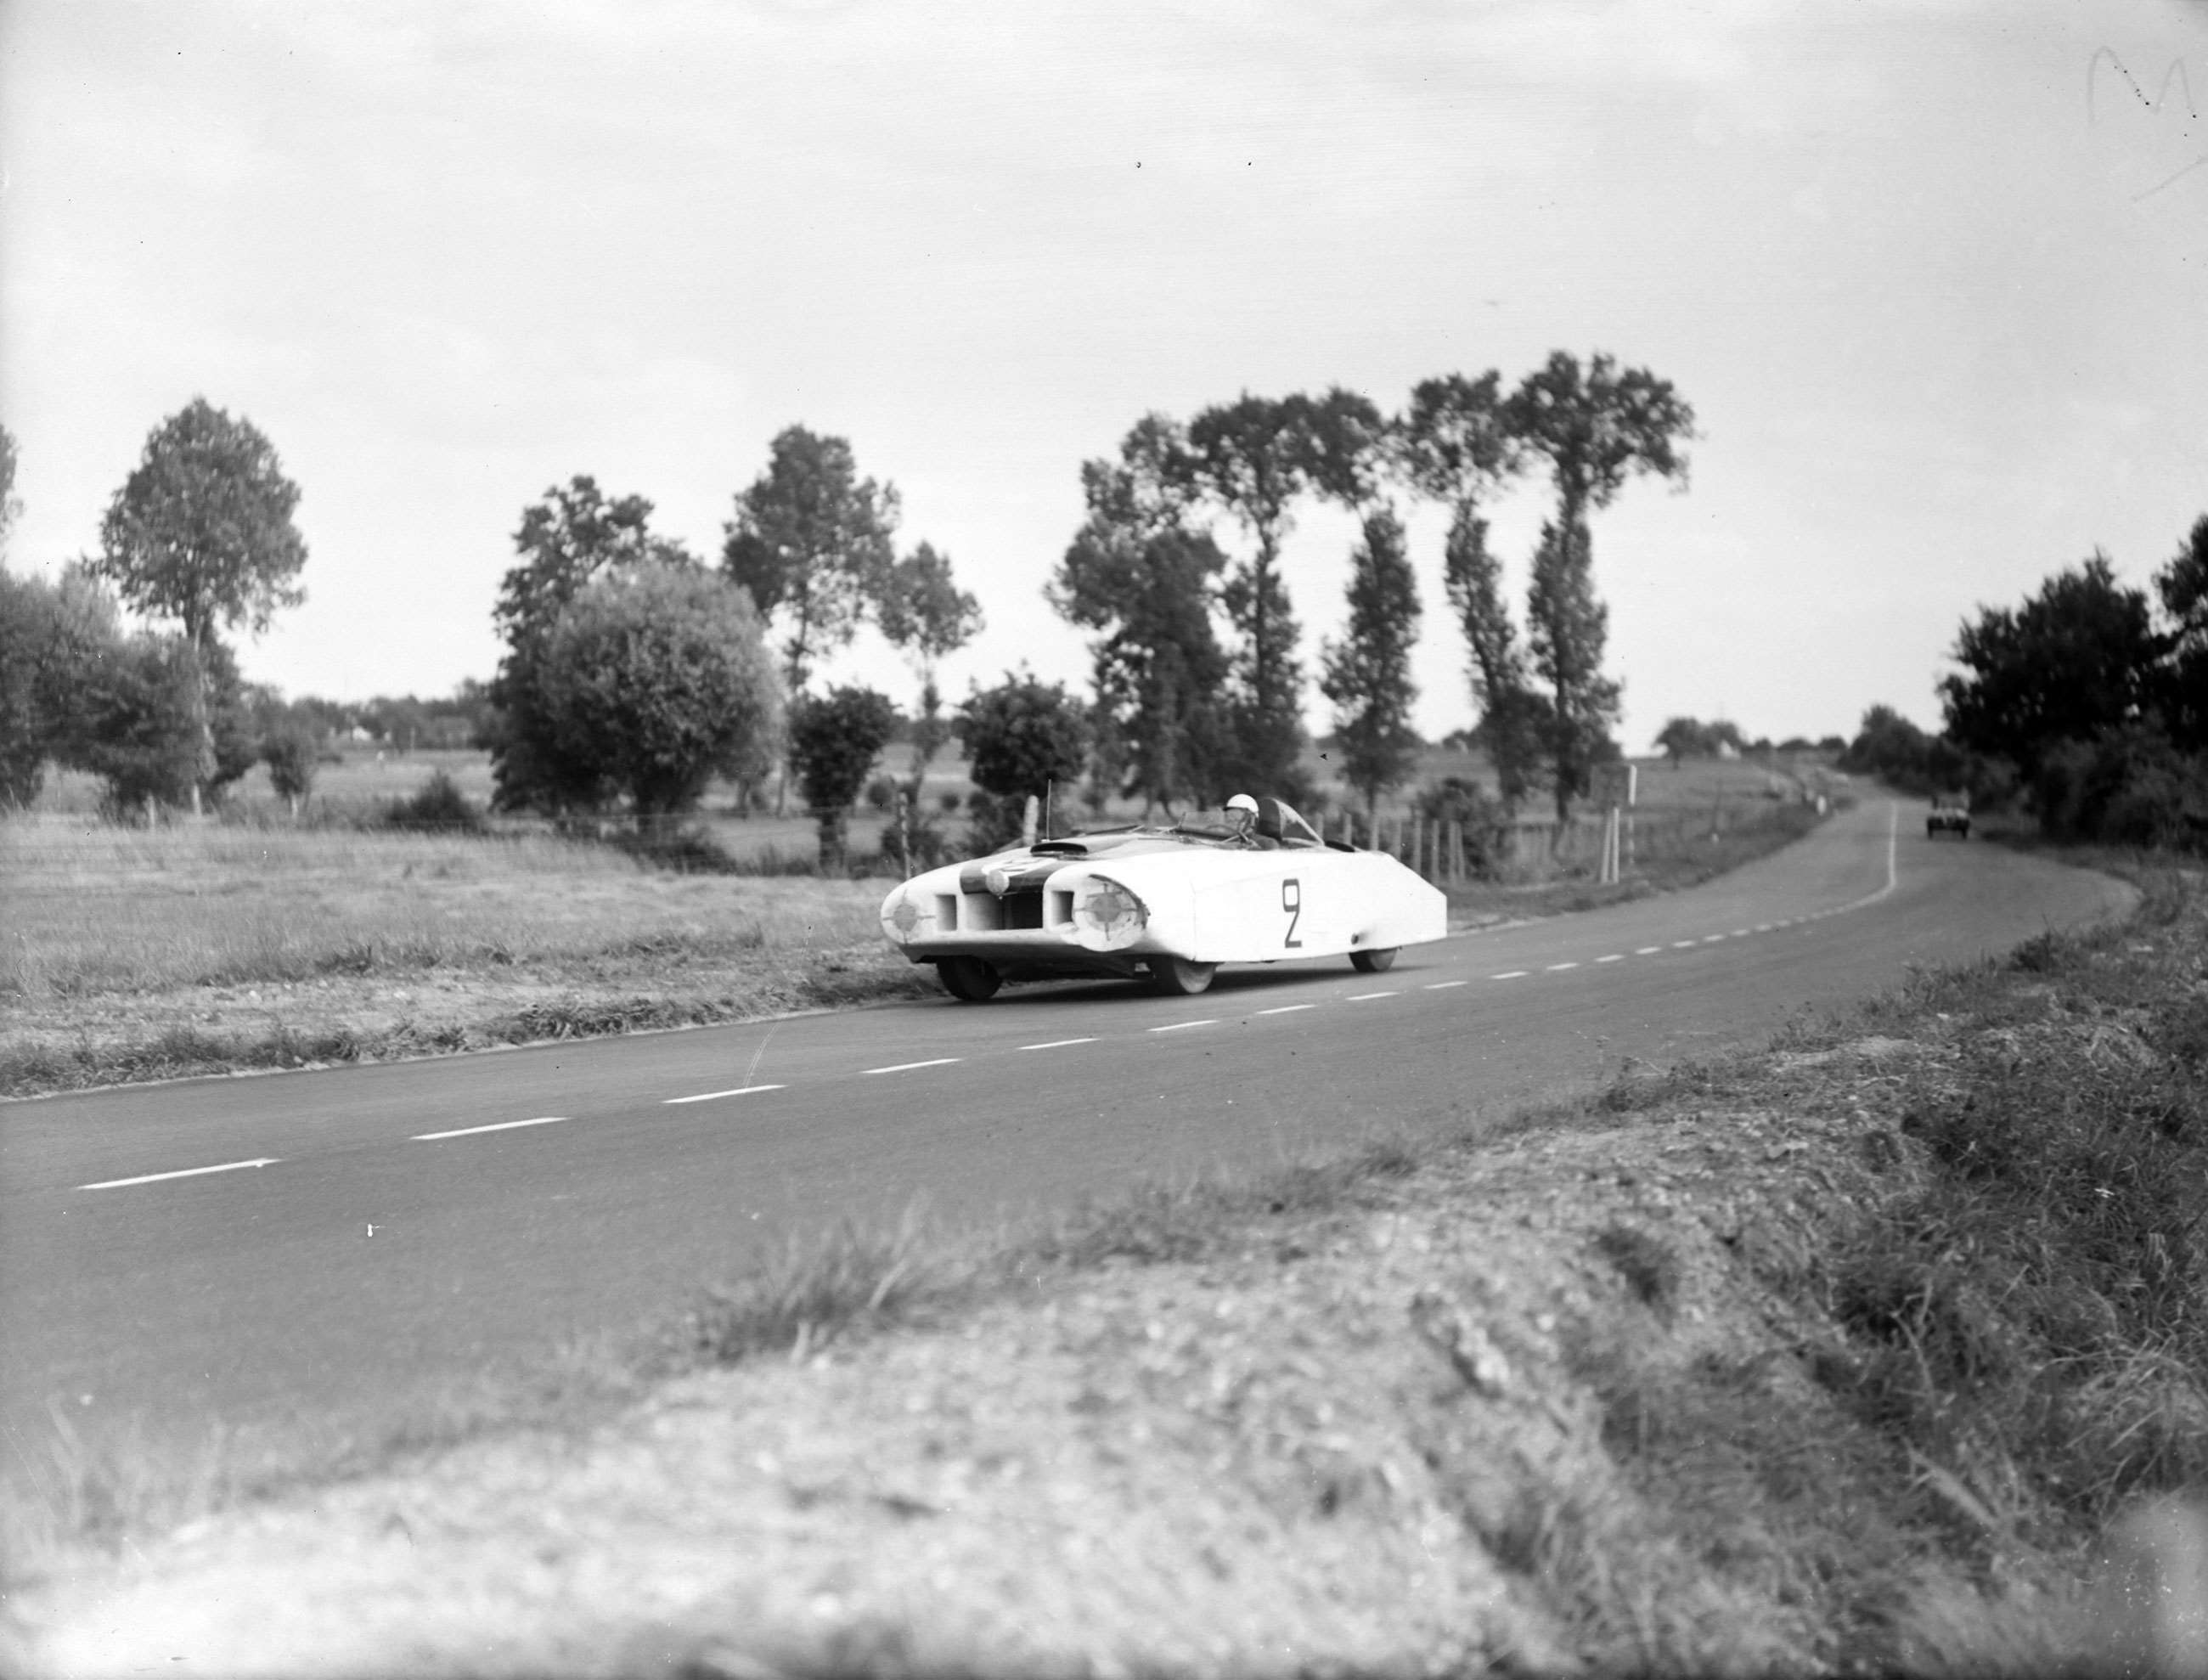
xmin=3 ymin=1 xmax=2202 ymax=748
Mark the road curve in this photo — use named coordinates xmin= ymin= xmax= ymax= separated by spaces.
xmin=0 ymin=801 xmax=2132 ymax=1452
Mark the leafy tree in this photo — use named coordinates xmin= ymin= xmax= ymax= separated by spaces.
xmin=68 ymin=634 xmax=254 ymax=817
xmin=1508 ymin=353 xmax=1693 ymax=820
xmin=877 ymin=540 xmax=982 ymax=801
xmin=721 ymin=426 xmax=899 ymax=696
xmin=0 ymin=565 xmax=118 ymax=804
xmin=1654 ymin=716 xmax=1712 ymax=765
xmin=88 ymin=398 xmax=309 ymax=810
xmin=2155 ymin=515 xmax=2208 ymax=753
xmin=1303 ymin=386 xmax=1391 ymax=511
xmin=1318 ymin=509 xmax=1422 ymax=817
xmin=1049 ymin=417 xmax=1230 ymax=815
xmin=487 ymin=476 xmax=696 ymax=814
xmin=958 ymin=673 xmax=1090 ymax=851
xmin=1839 ymin=703 xmax=1969 ymax=795
xmin=787 ymin=685 xmax=898 ymax=868
xmin=1182 ymin=393 xmax=1319 ymax=794
xmin=1507 ymin=352 xmax=1695 ymax=536
xmin=531 ymin=563 xmax=782 ymax=817
xmin=1399 ymin=372 xmax=1543 ymax=813
xmin=1939 ymin=555 xmax=2163 ymax=778
xmin=1652 ymin=716 xmax=1746 ymax=764
xmin=0 ymin=423 xmax=21 ymax=555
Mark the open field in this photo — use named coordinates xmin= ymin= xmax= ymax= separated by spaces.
xmin=0 ymin=818 xmax=926 ymax=1096
xmin=2 ymin=747 xmax=1840 ymax=1097
xmin=5 ymin=851 xmax=2194 ymax=1676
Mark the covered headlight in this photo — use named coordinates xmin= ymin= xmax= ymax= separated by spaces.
xmin=882 ymin=888 xmax=932 ymax=944
xmin=1071 ymin=876 xmax=1146 ymax=947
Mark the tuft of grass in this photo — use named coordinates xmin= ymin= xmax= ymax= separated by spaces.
xmin=683 ymin=1209 xmax=960 ymax=1367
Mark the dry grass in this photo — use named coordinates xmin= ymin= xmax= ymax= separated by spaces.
xmin=2 ymin=817 xmax=883 ymax=998
xmin=0 ymin=813 xmax=924 ymax=1096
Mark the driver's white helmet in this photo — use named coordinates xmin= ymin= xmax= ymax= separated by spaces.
xmin=1224 ymin=794 xmax=1259 ymax=817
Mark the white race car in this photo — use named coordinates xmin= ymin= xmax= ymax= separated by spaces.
xmin=880 ymin=798 xmax=1449 ymax=1000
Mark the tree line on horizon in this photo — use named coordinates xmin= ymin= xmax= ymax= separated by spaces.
xmin=0 ymin=353 xmax=1697 ymax=861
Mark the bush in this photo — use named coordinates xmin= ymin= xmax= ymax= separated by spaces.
xmin=865 ymin=775 xmax=898 ymax=811
xmin=878 ymin=809 xmax=954 ymax=872
xmin=957 ymin=674 xmax=1088 ymax=816
xmin=261 ymin=730 xmax=318 ymax=808
xmin=1415 ymin=775 xmax=1507 ymax=877
xmin=2031 ymin=724 xmax=2208 ymax=849
xmin=384 ymin=770 xmax=484 ymax=833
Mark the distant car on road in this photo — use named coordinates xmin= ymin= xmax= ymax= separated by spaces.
xmin=880 ymin=798 xmax=1447 ymax=1000
xmin=1927 ymin=793 xmax=1972 ymax=839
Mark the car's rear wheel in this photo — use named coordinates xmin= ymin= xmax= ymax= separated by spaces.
xmin=938 ymin=956 xmax=1002 ymax=1001
xmin=1350 ymin=947 xmax=1399 ymax=973
xmin=1146 ymin=956 xmax=1218 ymax=995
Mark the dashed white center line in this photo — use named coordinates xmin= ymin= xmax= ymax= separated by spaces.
xmin=1423 ymin=980 xmax=1467 ymax=990
xmin=1021 ymin=1037 xmax=1097 ymax=1051
xmin=1349 ymin=990 xmax=1400 ymax=1001
xmin=79 ymin=1157 xmax=279 ymax=1192
xmin=862 ymin=1057 xmax=961 ymax=1075
xmin=1546 ymin=961 xmax=1579 ymax=972
xmin=413 ymin=1117 xmax=566 ymax=1142
xmin=1492 ymin=970 xmax=1529 ymax=979
xmin=1731 ymin=928 xmax=1751 ymax=938
xmin=1597 ymin=954 xmax=1624 ymax=963
xmin=1672 ymin=940 xmax=1698 ymax=949
xmin=1636 ymin=946 xmax=1663 ymax=956
xmin=1755 ymin=923 xmax=1774 ymax=933
xmin=1701 ymin=934 xmax=1726 ymax=944
xmin=1150 ymin=1019 xmax=1217 ymax=1033
xmin=1259 ymin=1004 xmax=1317 ymax=1015
xmin=664 ymin=1085 xmax=786 ymax=1105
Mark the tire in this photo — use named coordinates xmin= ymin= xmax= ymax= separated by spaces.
xmin=1146 ymin=956 xmax=1218 ymax=995
xmin=1926 ymin=821 xmax=1939 ymax=839
xmin=1350 ymin=947 xmax=1399 ymax=973
xmin=938 ymin=956 xmax=1002 ymax=1001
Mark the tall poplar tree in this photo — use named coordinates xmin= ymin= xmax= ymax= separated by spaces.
xmin=1398 ymin=371 xmax=1546 ymax=810
xmin=1318 ymin=507 xmax=1422 ymax=818
xmin=1507 ymin=352 xmax=1693 ymax=820
xmin=1181 ymin=393 xmax=1319 ymax=795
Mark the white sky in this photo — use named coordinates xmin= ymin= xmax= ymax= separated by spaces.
xmin=3 ymin=1 xmax=2203 ymax=748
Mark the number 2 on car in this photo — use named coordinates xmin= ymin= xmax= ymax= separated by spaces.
xmin=1281 ymin=877 xmax=1303 ymax=948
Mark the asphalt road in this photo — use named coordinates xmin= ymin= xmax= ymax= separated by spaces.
xmin=0 ymin=801 xmax=2132 ymax=1456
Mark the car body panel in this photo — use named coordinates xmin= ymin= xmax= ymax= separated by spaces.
xmin=880 ymin=814 xmax=1447 ymax=985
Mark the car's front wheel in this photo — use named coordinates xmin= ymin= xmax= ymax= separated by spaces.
xmin=938 ymin=956 xmax=1002 ymax=1001
xmin=1350 ymin=947 xmax=1399 ymax=973
xmin=1146 ymin=956 xmax=1218 ymax=995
